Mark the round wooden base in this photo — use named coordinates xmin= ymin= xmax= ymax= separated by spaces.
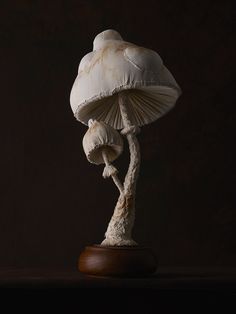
xmin=78 ymin=245 xmax=158 ymax=277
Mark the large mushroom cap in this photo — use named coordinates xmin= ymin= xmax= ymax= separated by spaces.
xmin=83 ymin=120 xmax=123 ymax=165
xmin=70 ymin=29 xmax=181 ymax=129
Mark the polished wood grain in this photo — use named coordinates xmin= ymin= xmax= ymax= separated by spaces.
xmin=78 ymin=245 xmax=158 ymax=277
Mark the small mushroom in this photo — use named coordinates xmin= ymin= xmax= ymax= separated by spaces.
xmin=82 ymin=120 xmax=124 ymax=191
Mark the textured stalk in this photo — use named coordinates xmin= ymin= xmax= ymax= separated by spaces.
xmin=101 ymin=93 xmax=141 ymax=246
xmin=102 ymin=151 xmax=124 ymax=194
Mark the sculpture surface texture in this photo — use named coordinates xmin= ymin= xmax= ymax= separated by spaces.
xmin=70 ymin=29 xmax=181 ymax=246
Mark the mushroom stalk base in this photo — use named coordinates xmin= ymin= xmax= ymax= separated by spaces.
xmin=101 ymin=93 xmax=141 ymax=246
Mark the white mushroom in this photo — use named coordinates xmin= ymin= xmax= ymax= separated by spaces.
xmin=70 ymin=29 xmax=181 ymax=129
xmin=70 ymin=30 xmax=181 ymax=246
xmin=82 ymin=119 xmax=124 ymax=193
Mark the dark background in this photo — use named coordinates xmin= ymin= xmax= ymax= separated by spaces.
xmin=1 ymin=0 xmax=235 ymax=270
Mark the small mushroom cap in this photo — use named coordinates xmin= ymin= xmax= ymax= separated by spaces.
xmin=82 ymin=120 xmax=123 ymax=165
xmin=70 ymin=29 xmax=181 ymax=129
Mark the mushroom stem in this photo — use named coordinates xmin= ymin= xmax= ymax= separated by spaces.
xmin=101 ymin=92 xmax=141 ymax=246
xmin=102 ymin=151 xmax=124 ymax=194
xmin=119 ymin=94 xmax=141 ymax=199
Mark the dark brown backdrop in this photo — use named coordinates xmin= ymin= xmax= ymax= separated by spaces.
xmin=1 ymin=0 xmax=235 ymax=269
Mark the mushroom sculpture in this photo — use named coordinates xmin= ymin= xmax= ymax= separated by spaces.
xmin=70 ymin=30 xmax=181 ymax=276
xmin=83 ymin=119 xmax=123 ymax=192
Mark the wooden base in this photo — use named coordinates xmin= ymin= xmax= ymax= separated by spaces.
xmin=78 ymin=245 xmax=158 ymax=277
